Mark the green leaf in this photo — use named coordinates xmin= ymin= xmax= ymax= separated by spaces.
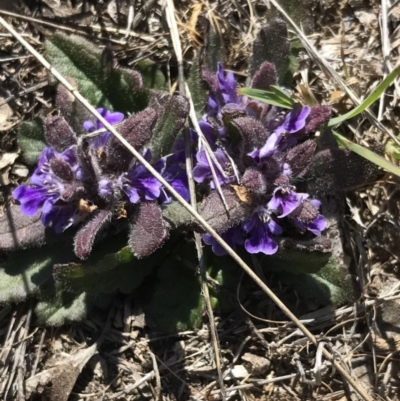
xmin=205 ymin=21 xmax=224 ymax=73
xmin=187 ymin=54 xmax=208 ymax=115
xmin=146 ymin=241 xmax=244 ymax=333
xmin=385 ymin=138 xmax=400 ymax=163
xmin=35 ymin=289 xmax=92 ymax=326
xmin=263 ymin=237 xmax=333 ymax=274
xmin=278 ymin=261 xmax=356 ymax=308
xmin=146 ymin=258 xmax=204 ymax=333
xmin=45 ymin=33 xmax=162 ymax=114
xmin=332 ymin=130 xmax=400 ymax=177
xmin=146 ymin=93 xmax=189 ymax=160
xmin=54 ymin=244 xmax=164 ymax=294
xmin=328 ymin=64 xmax=400 ymax=127
xmin=17 ymin=117 xmax=46 ymax=165
xmin=270 ymin=85 xmax=295 ymax=104
xmin=206 ymin=254 xmax=242 ymax=312
xmin=0 ymin=242 xmax=74 ymax=304
xmin=238 ymin=87 xmax=294 ymax=109
xmin=134 ymin=59 xmax=167 ymax=92
xmin=162 ymin=201 xmax=192 ymax=229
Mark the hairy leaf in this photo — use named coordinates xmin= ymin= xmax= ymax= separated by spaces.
xmin=221 ymin=106 xmax=247 ymax=125
xmin=54 ymin=243 xmax=165 ymax=294
xmin=241 ymin=168 xmax=267 ymax=194
xmin=133 ymin=59 xmax=166 ymax=92
xmin=146 ymin=240 xmax=241 ymax=333
xmin=231 ymin=116 xmax=269 ymax=154
xmin=119 ymin=108 xmax=157 ymax=148
xmin=0 ymin=205 xmax=47 ymax=251
xmin=305 ymin=147 xmax=380 ymax=196
xmin=35 ymin=289 xmax=91 ymax=326
xmin=197 ymin=187 xmax=252 ymax=233
xmin=147 ymin=93 xmax=190 ymax=160
xmin=55 ymin=246 xmax=134 ymax=286
xmin=203 ymin=17 xmax=224 ymax=72
xmin=206 ymin=253 xmax=242 ymax=312
xmin=251 ymin=62 xmax=278 ymax=91
xmin=201 ymin=68 xmax=224 ymax=104
xmin=0 ymin=242 xmax=74 ymax=304
xmin=45 ymin=116 xmax=77 ymax=152
xmin=17 ymin=117 xmax=46 ymax=165
xmin=285 ymin=139 xmax=316 ymax=177
xmin=55 ymin=79 xmax=93 ymax=136
xmin=304 ymin=106 xmax=332 ymax=134
xmin=291 ymin=200 xmax=319 ymax=223
xmin=277 ymin=262 xmax=356 ymax=308
xmin=249 ymin=19 xmax=290 ymax=83
xmin=50 ymin=158 xmax=74 ymax=182
xmin=106 ymin=108 xmax=157 ymax=171
xmin=264 ymin=237 xmax=333 ymax=274
xmin=74 ymin=209 xmax=112 ymax=259
xmin=145 ymin=257 xmax=204 ymax=333
xmin=187 ymin=53 xmax=209 ymax=115
xmin=45 ymin=33 xmax=152 ymax=113
xmin=162 ymin=201 xmax=192 ymax=229
xmin=129 ymin=202 xmax=169 ymax=258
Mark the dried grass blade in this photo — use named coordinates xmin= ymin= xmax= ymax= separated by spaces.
xmin=164 ymin=1 xmax=226 ymax=399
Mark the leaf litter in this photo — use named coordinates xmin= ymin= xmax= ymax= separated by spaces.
xmin=1 ymin=0 xmax=400 ymax=400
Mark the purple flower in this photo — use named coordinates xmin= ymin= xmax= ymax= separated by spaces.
xmin=268 ymin=186 xmax=303 ymax=218
xmin=193 ymin=148 xmax=235 ymax=189
xmin=292 ymin=199 xmax=327 ymax=236
xmin=205 ymin=63 xmax=244 ymax=118
xmin=300 ymin=215 xmax=327 ymax=236
xmin=83 ymin=108 xmax=124 ymax=149
xmin=98 ymin=178 xmax=113 ymax=199
xmin=248 ymin=132 xmax=281 ymax=161
xmin=160 ymin=164 xmax=190 ymax=204
xmin=198 ymin=121 xmax=227 ymax=149
xmin=203 ymin=226 xmax=244 ymax=256
xmin=275 ymin=104 xmax=310 ymax=135
xmin=119 ymin=150 xmax=165 ymax=204
xmin=243 ymin=206 xmax=282 ymax=255
xmin=41 ymin=203 xmax=80 ymax=233
xmin=13 ymin=146 xmax=82 ymax=231
xmin=217 ymin=63 xmax=239 ymax=105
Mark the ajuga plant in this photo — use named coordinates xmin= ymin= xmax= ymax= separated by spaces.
xmin=0 ymin=22 xmax=376 ymax=331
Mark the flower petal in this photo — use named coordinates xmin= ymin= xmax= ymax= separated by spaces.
xmin=268 ymin=219 xmax=283 ymax=235
xmin=259 ymin=132 xmax=281 ymax=159
xmin=13 ymin=186 xmax=47 ymax=216
xmin=83 ymin=121 xmax=95 ymax=132
xmin=104 ymin=111 xmax=124 ymax=126
xmin=244 ymin=230 xmax=278 ymax=255
xmin=126 ymin=187 xmax=140 ymax=204
xmin=307 ymin=215 xmax=327 ymax=236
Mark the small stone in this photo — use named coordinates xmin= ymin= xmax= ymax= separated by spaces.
xmin=241 ymin=353 xmax=271 ymax=375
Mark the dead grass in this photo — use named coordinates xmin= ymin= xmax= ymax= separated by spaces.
xmin=1 ymin=0 xmax=400 ymax=400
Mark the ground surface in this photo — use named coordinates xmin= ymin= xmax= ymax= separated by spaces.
xmin=1 ymin=0 xmax=400 ymax=400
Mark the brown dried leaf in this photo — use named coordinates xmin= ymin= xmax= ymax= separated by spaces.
xmin=25 ymin=344 xmax=98 ymax=401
